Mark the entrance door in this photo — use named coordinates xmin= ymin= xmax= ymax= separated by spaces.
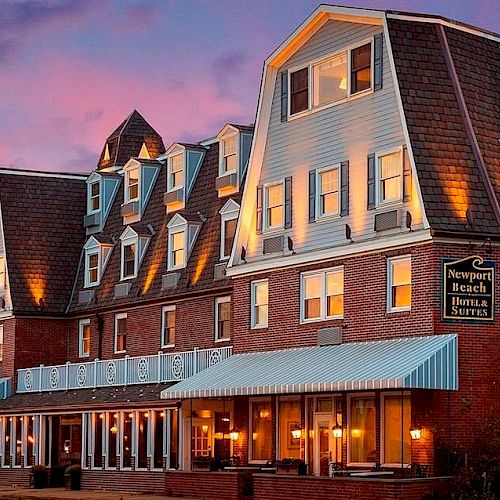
xmin=183 ymin=418 xmax=213 ymax=469
xmin=313 ymin=414 xmax=336 ymax=476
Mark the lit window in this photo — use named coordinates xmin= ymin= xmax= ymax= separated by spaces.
xmin=278 ymin=398 xmax=301 ymax=460
xmin=382 ymin=394 xmax=411 ymax=465
xmin=219 ymin=199 xmax=240 ymax=260
xmin=169 ymin=154 xmax=184 ymax=190
xmin=90 ymin=181 xmax=100 ymax=212
xmin=388 ymin=256 xmax=411 ymax=311
xmin=122 ymin=411 xmax=133 ymax=468
xmin=161 ymin=305 xmax=175 ymax=347
xmin=0 ymin=257 xmax=6 ymax=292
xmin=222 ymin=136 xmax=237 ymax=174
xmin=78 ymin=319 xmax=91 ymax=358
xmin=114 ymin=313 xmax=127 ymax=353
xmin=378 ymin=150 xmax=402 ymax=204
xmin=290 ymin=67 xmax=309 ymax=115
xmin=348 ymin=395 xmax=376 ymax=464
xmin=127 ymin=167 xmax=139 ymax=201
xmin=351 ymin=43 xmax=371 ymax=94
xmin=317 ymin=166 xmax=340 ymax=217
xmin=93 ymin=413 xmax=103 ymax=468
xmin=137 ymin=411 xmax=149 ymax=469
xmin=313 ymin=53 xmax=347 ymax=107
xmin=215 ymin=296 xmax=231 ymax=341
xmin=250 ymin=400 xmax=272 ymax=462
xmin=301 ymin=268 xmax=343 ymax=322
xmin=107 ymin=412 xmax=118 ymax=468
xmin=0 ymin=325 xmax=4 ymax=362
xmin=251 ymin=280 xmax=268 ymax=329
xmin=122 ymin=243 xmax=136 ymax=279
xmin=170 ymin=231 xmax=185 ymax=269
xmin=84 ymin=238 xmax=112 ymax=288
xmin=87 ymin=252 xmax=99 ymax=285
xmin=264 ymin=182 xmax=284 ymax=230
xmin=222 ymin=218 xmax=237 ymax=260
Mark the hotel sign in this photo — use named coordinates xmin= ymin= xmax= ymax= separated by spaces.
xmin=443 ymin=256 xmax=495 ymax=322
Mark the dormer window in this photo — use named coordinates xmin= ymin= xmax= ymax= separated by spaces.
xmin=126 ymin=167 xmax=139 ymax=202
xmin=219 ymin=199 xmax=240 ymax=260
xmin=169 ymin=153 xmax=184 ymax=191
xmin=84 ymin=171 xmax=120 ymax=234
xmin=167 ymin=214 xmax=202 ymax=272
xmin=90 ymin=181 xmax=100 ymax=212
xmin=119 ymin=227 xmax=150 ymax=281
xmin=84 ymin=237 xmax=113 ymax=288
xmin=222 ymin=135 xmax=237 ymax=174
xmin=0 ymin=257 xmax=6 ymax=293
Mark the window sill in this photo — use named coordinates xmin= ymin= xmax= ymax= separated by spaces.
xmin=315 ymin=213 xmax=342 ymax=224
xmin=251 ymin=324 xmax=268 ymax=330
xmin=78 ymin=354 xmax=90 ymax=359
xmin=300 ymin=315 xmax=343 ymax=325
xmin=161 ymin=344 xmax=175 ymax=349
xmin=375 ymin=199 xmax=403 ymax=210
xmin=215 ymin=337 xmax=231 ymax=343
xmin=347 ymin=462 xmax=377 ymax=468
xmin=387 ymin=307 xmax=411 ymax=314
xmin=120 ymin=275 xmax=137 ymax=281
xmin=114 ymin=350 xmax=126 ymax=355
xmin=262 ymin=226 xmax=285 ymax=236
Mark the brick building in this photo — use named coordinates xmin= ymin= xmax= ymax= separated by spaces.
xmin=0 ymin=5 xmax=498 ymax=500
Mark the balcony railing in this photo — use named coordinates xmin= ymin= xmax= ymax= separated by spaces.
xmin=16 ymin=346 xmax=232 ymax=393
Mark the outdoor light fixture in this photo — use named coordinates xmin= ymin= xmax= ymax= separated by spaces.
xmin=345 ymin=224 xmax=352 ymax=242
xmin=351 ymin=428 xmax=361 ymax=438
xmin=291 ymin=423 xmax=302 ymax=439
xmin=202 ymin=425 xmax=209 ymax=434
xmin=331 ymin=424 xmax=343 ymax=439
xmin=110 ymin=426 xmax=118 ymax=434
xmin=241 ymin=246 xmax=247 ymax=263
xmin=287 ymin=236 xmax=296 ymax=254
xmin=229 ymin=428 xmax=240 ymax=441
xmin=406 ymin=211 xmax=413 ymax=231
xmin=259 ymin=409 xmax=270 ymax=419
xmin=410 ymin=425 xmax=423 ymax=440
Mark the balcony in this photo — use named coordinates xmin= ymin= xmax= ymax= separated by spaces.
xmin=16 ymin=346 xmax=232 ymax=393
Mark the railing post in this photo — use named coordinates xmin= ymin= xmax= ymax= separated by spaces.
xmin=65 ymin=361 xmax=70 ymax=390
xmin=94 ymin=358 xmax=99 ymax=388
xmin=124 ymin=355 xmax=129 ymax=386
xmin=193 ymin=347 xmax=199 ymax=375
xmin=39 ymin=364 xmax=44 ymax=392
xmin=157 ymin=351 xmax=162 ymax=383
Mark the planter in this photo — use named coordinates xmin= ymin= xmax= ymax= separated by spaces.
xmin=30 ymin=465 xmax=48 ymax=489
xmin=192 ymin=458 xmax=219 ymax=472
xmin=276 ymin=460 xmax=307 ymax=476
xmin=64 ymin=465 xmax=81 ymax=490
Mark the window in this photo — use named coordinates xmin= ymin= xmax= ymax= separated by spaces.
xmin=317 ymin=166 xmax=340 ymax=217
xmin=122 ymin=412 xmax=133 ymax=468
xmin=87 ymin=252 xmax=99 ymax=286
xmin=301 ymin=268 xmax=343 ymax=322
xmin=0 ymin=325 xmax=3 ymax=362
xmin=167 ymin=214 xmax=201 ymax=272
xmin=264 ymin=182 xmax=284 ymax=230
xmin=222 ymin=135 xmax=237 ymax=174
xmin=137 ymin=411 xmax=149 ymax=469
xmin=122 ymin=243 xmax=136 ymax=279
xmin=222 ymin=218 xmax=237 ymax=260
xmin=290 ymin=67 xmax=309 ymax=115
xmin=382 ymin=394 xmax=411 ymax=465
xmin=351 ymin=42 xmax=372 ymax=94
xmin=169 ymin=154 xmax=184 ymax=190
xmin=169 ymin=230 xmax=185 ymax=270
xmin=161 ymin=305 xmax=175 ymax=347
xmin=152 ymin=410 xmax=165 ymax=469
xmin=90 ymin=181 xmax=100 ymax=212
xmin=250 ymin=399 xmax=272 ymax=462
xmin=126 ymin=167 xmax=139 ymax=201
xmin=348 ymin=395 xmax=376 ymax=464
xmin=251 ymin=280 xmax=268 ymax=329
xmin=313 ymin=53 xmax=347 ymax=107
xmin=0 ymin=257 xmax=5 ymax=292
xmin=215 ymin=296 xmax=231 ymax=341
xmin=388 ymin=256 xmax=411 ymax=311
xmin=278 ymin=398 xmax=301 ymax=460
xmin=114 ymin=313 xmax=127 ymax=353
xmin=93 ymin=413 xmax=103 ymax=468
xmin=107 ymin=412 xmax=118 ymax=468
xmin=78 ymin=319 xmax=91 ymax=358
xmin=378 ymin=150 xmax=402 ymax=204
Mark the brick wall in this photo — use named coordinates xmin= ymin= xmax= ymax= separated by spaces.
xmin=0 ymin=467 xmax=30 ymax=487
xmin=0 ymin=318 xmax=16 ymax=379
xmin=81 ymin=469 xmax=165 ymax=495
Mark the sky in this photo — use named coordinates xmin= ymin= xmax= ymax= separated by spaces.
xmin=0 ymin=0 xmax=498 ymax=174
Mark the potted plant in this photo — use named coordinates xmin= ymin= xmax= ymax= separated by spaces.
xmin=64 ymin=464 xmax=81 ymax=490
xmin=31 ymin=464 xmax=48 ymax=489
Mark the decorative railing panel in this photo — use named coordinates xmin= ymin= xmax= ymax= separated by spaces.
xmin=16 ymin=346 xmax=232 ymax=393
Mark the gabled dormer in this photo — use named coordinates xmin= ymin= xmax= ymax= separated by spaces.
xmin=83 ymin=171 xmax=121 ymax=234
xmin=166 ymin=213 xmax=203 ymax=272
xmin=121 ymin=158 xmax=162 ymax=224
xmin=163 ymin=143 xmax=206 ymax=214
xmin=216 ymin=124 xmax=253 ymax=197
xmin=119 ymin=226 xmax=150 ymax=281
xmin=83 ymin=236 xmax=113 ymax=288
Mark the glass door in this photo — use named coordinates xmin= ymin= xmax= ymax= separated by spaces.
xmin=313 ymin=414 xmax=336 ymax=476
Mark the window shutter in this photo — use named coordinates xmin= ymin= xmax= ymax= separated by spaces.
xmin=308 ymin=170 xmax=316 ymax=222
xmin=284 ymin=176 xmax=292 ymax=229
xmin=374 ymin=33 xmax=383 ymax=91
xmin=367 ymin=153 xmax=376 ymax=210
xmin=280 ymin=71 xmax=288 ymax=122
xmin=256 ymin=185 xmax=263 ymax=234
xmin=403 ymin=147 xmax=412 ymax=202
xmin=340 ymin=161 xmax=349 ymax=216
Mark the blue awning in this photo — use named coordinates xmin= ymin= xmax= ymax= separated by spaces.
xmin=161 ymin=334 xmax=458 ymax=399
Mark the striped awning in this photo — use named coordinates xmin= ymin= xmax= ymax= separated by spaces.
xmin=161 ymin=334 xmax=458 ymax=399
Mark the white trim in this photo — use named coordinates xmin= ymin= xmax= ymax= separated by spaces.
xmin=248 ymin=397 xmax=273 ymax=464
xmin=0 ymin=203 xmax=12 ymax=313
xmin=124 ymin=164 xmax=140 ymax=204
xmin=214 ymin=296 xmax=231 ymax=342
xmin=85 ymin=249 xmax=100 ymax=288
xmin=120 ymin=239 xmax=138 ymax=280
xmin=167 ymin=226 xmax=187 ymax=272
xmin=250 ymin=279 xmax=269 ymax=329
xmin=219 ymin=131 xmax=239 ymax=176
xmin=263 ymin=180 xmax=285 ymax=232
xmin=114 ymin=313 xmax=127 ymax=354
xmin=78 ymin=318 xmax=91 ymax=358
xmin=315 ymin=164 xmax=341 ymax=220
xmin=347 ymin=393 xmax=376 ymax=467
xmin=228 ymin=228 xmax=431 ymax=277
xmin=161 ymin=305 xmax=176 ymax=348
xmin=375 ymin=146 xmax=404 ymax=207
xmin=0 ymin=168 xmax=86 ymax=180
xmin=167 ymin=151 xmax=185 ymax=193
xmin=87 ymin=178 xmax=101 ymax=215
xmin=220 ymin=201 xmax=240 ymax=261
xmin=387 ymin=255 xmax=411 ymax=312
xmin=0 ymin=324 xmax=3 ymax=362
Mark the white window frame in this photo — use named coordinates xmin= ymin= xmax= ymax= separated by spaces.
xmin=300 ymin=267 xmax=344 ymax=323
xmin=167 ymin=227 xmax=186 ymax=271
xmin=78 ymin=318 xmax=91 ymax=358
xmin=220 ymin=133 xmax=239 ymax=176
xmin=251 ymin=279 xmax=268 ymax=329
xmin=220 ymin=201 xmax=239 ymax=260
xmin=214 ymin=296 xmax=231 ymax=342
xmin=380 ymin=392 xmax=411 ymax=468
xmin=167 ymin=152 xmax=185 ymax=192
xmin=161 ymin=305 xmax=176 ymax=348
xmin=263 ymin=180 xmax=285 ymax=232
xmin=387 ymin=255 xmax=411 ymax=312
xmin=114 ymin=313 xmax=127 ymax=354
xmin=125 ymin=166 xmax=140 ymax=203
xmin=375 ymin=146 xmax=404 ymax=206
xmin=86 ymin=250 xmax=100 ymax=287
xmin=0 ymin=257 xmax=6 ymax=292
xmin=88 ymin=180 xmax=101 ymax=214
xmin=248 ymin=397 xmax=273 ymax=464
xmin=287 ymin=37 xmax=374 ymax=120
xmin=0 ymin=324 xmax=4 ymax=362
xmin=120 ymin=238 xmax=138 ymax=280
xmin=347 ymin=392 xmax=376 ymax=467
xmin=315 ymin=164 xmax=341 ymax=220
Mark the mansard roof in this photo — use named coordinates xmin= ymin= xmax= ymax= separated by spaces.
xmin=0 ymin=170 xmax=86 ymax=315
xmin=97 ymin=110 xmax=165 ymax=170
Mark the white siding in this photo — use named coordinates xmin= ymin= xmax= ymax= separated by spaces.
xmin=246 ymin=19 xmax=424 ymax=260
